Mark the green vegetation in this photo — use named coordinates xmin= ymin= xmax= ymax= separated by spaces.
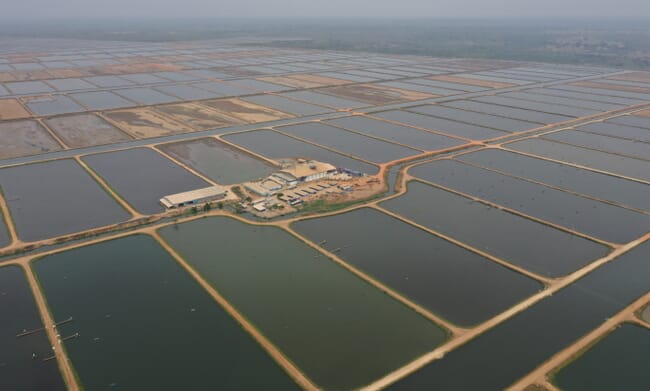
xmin=231 ymin=186 xmax=244 ymax=199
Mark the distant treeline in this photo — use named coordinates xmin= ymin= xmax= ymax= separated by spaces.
xmin=2 ymin=18 xmax=650 ymax=70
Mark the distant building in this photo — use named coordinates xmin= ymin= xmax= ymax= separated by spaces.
xmin=160 ymin=185 xmax=228 ymax=209
xmin=245 ymin=178 xmax=283 ymax=197
xmin=278 ymin=160 xmax=337 ymax=183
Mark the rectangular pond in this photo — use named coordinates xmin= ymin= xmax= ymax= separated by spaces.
xmin=576 ymin=122 xmax=650 ymax=143
xmin=243 ymin=95 xmax=331 ymax=116
xmin=292 ymin=207 xmax=542 ymax=325
xmin=472 ymin=95 xmax=599 ymax=117
xmin=545 ymin=130 xmax=650 ymax=161
xmin=408 ymin=104 xmax=541 ymax=132
xmin=532 ymin=88 xmax=643 ymax=106
xmin=44 ymin=114 xmax=131 ymax=149
xmin=389 ymin=240 xmax=650 ymax=390
xmin=499 ymin=91 xmax=622 ymax=111
xmin=113 ymin=87 xmax=180 ymax=105
xmin=0 ymin=159 xmax=130 ymax=242
xmin=276 ymin=122 xmax=420 ymax=163
xmin=457 ymin=148 xmax=650 ymax=212
xmin=0 ymin=266 xmax=66 ymax=391
xmin=24 ymin=95 xmax=85 ymax=116
xmin=381 ymin=181 xmax=609 ymax=277
xmin=609 ymin=114 xmax=650 ymax=129
xmin=83 ymin=76 xmax=134 ymax=88
xmin=372 ymin=110 xmax=509 ymax=140
xmin=410 ymin=159 xmax=650 ymax=243
xmin=506 ymin=138 xmax=650 ymax=183
xmin=158 ymin=138 xmax=276 ymax=185
xmin=280 ymin=90 xmax=367 ymax=109
xmin=83 ymin=147 xmax=209 ymax=214
xmin=443 ymin=100 xmax=573 ymax=124
xmin=70 ymin=91 xmax=135 ymax=111
xmin=553 ymin=324 xmax=650 ymax=391
xmin=325 ymin=116 xmax=465 ymax=151
xmin=0 ymin=120 xmax=62 ymax=159
xmin=46 ymin=78 xmax=96 ymax=92
xmin=159 ymin=216 xmax=447 ymax=390
xmin=223 ymin=129 xmax=378 ymax=175
xmin=154 ymin=84 xmax=220 ymax=101
xmin=33 ymin=235 xmax=298 ymax=391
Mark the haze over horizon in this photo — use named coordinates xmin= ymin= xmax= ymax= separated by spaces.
xmin=3 ymin=0 xmax=650 ymax=20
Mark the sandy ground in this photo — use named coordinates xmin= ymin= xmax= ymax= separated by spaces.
xmin=633 ymin=108 xmax=650 ymax=118
xmin=429 ymin=74 xmax=515 ymax=89
xmin=153 ymin=102 xmax=244 ymax=131
xmin=199 ymin=98 xmax=293 ymax=123
xmin=46 ymin=69 xmax=86 ymax=79
xmin=102 ymin=108 xmax=191 ymax=139
xmin=44 ymin=114 xmax=132 ymax=148
xmin=0 ymin=119 xmax=62 ymax=159
xmin=319 ymin=84 xmax=434 ymax=105
xmin=571 ymin=81 xmax=650 ymax=94
xmin=288 ymin=74 xmax=351 ymax=86
xmin=0 ymin=98 xmax=32 ymax=120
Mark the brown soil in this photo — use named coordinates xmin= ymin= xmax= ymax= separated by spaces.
xmin=288 ymin=74 xmax=350 ymax=86
xmin=199 ymin=98 xmax=293 ymax=123
xmin=0 ymin=99 xmax=32 ymax=120
xmin=153 ymin=103 xmax=244 ymax=131
xmin=258 ymin=74 xmax=349 ymax=89
xmin=0 ymin=73 xmax=16 ymax=82
xmin=102 ymin=108 xmax=191 ymax=139
xmin=46 ymin=69 xmax=86 ymax=79
xmin=8 ymin=70 xmax=54 ymax=81
xmin=429 ymin=74 xmax=515 ymax=89
xmin=571 ymin=81 xmax=650 ymax=94
xmin=44 ymin=113 xmax=132 ymax=148
xmin=319 ymin=84 xmax=433 ymax=105
xmin=634 ymin=109 xmax=650 ymax=118
xmin=0 ymin=119 xmax=62 ymax=159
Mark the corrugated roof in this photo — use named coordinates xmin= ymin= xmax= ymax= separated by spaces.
xmin=160 ymin=185 xmax=228 ymax=206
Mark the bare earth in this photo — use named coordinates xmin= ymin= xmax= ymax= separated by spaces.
xmin=199 ymin=98 xmax=293 ymax=123
xmin=102 ymin=108 xmax=191 ymax=139
xmin=289 ymin=74 xmax=350 ymax=86
xmin=634 ymin=108 xmax=650 ymax=118
xmin=0 ymin=99 xmax=32 ymax=120
xmin=154 ymin=102 xmax=244 ymax=130
xmin=0 ymin=119 xmax=62 ymax=159
xmin=44 ymin=113 xmax=132 ymax=148
xmin=320 ymin=84 xmax=434 ymax=105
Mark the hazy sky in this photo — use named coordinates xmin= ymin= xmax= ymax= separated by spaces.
xmin=4 ymin=0 xmax=650 ymax=19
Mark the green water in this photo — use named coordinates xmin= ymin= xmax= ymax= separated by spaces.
xmin=33 ymin=234 xmax=298 ymax=391
xmin=159 ymin=217 xmax=446 ymax=390
xmin=159 ymin=138 xmax=276 ymax=185
xmin=0 ymin=266 xmax=66 ymax=391
xmin=554 ymin=324 xmax=650 ymax=391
